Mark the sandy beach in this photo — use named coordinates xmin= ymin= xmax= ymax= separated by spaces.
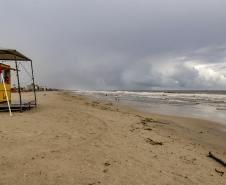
xmin=0 ymin=91 xmax=226 ymax=185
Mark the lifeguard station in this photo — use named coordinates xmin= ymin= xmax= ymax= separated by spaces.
xmin=0 ymin=63 xmax=11 ymax=103
xmin=0 ymin=49 xmax=37 ymax=114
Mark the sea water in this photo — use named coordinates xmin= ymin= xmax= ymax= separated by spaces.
xmin=74 ymin=90 xmax=226 ymax=125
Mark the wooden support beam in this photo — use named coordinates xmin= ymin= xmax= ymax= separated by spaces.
xmin=30 ymin=60 xmax=37 ymax=107
xmin=15 ymin=61 xmax=22 ymax=112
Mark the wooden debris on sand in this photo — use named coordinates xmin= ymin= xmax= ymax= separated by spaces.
xmin=208 ymin=152 xmax=226 ymax=168
xmin=146 ymin=138 xmax=163 ymax=145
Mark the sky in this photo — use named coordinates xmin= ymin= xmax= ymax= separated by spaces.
xmin=0 ymin=0 xmax=226 ymax=90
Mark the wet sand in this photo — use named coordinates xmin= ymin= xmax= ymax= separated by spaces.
xmin=0 ymin=91 xmax=225 ymax=185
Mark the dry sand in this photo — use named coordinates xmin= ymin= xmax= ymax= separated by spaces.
xmin=0 ymin=91 xmax=226 ymax=185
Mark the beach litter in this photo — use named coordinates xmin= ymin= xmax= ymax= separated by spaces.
xmin=146 ymin=138 xmax=163 ymax=145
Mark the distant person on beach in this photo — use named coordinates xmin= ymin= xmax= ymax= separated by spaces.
xmin=115 ymin=96 xmax=119 ymax=102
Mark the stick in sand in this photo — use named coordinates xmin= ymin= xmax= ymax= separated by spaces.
xmin=208 ymin=152 xmax=226 ymax=168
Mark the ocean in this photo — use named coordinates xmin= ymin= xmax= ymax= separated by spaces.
xmin=74 ymin=90 xmax=226 ymax=125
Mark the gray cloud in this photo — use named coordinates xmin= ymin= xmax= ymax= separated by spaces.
xmin=0 ymin=0 xmax=226 ymax=90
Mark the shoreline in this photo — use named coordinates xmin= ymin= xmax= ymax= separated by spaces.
xmin=72 ymin=91 xmax=226 ymax=151
xmin=73 ymin=91 xmax=226 ymax=130
xmin=73 ymin=90 xmax=226 ymax=127
xmin=0 ymin=91 xmax=225 ymax=184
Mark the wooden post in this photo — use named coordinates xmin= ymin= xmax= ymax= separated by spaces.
xmin=30 ymin=60 xmax=37 ymax=107
xmin=15 ymin=61 xmax=22 ymax=112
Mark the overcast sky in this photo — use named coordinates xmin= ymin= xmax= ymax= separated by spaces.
xmin=1 ymin=0 xmax=226 ymax=90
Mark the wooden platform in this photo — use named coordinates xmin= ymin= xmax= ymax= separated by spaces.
xmin=0 ymin=101 xmax=36 ymax=112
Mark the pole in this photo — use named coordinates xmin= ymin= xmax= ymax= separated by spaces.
xmin=1 ymin=73 xmax=12 ymax=116
xmin=30 ymin=60 xmax=37 ymax=107
xmin=15 ymin=61 xmax=22 ymax=112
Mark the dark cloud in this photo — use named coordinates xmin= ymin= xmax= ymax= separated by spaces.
xmin=0 ymin=0 xmax=226 ymax=90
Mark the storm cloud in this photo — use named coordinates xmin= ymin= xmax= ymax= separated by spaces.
xmin=0 ymin=0 xmax=226 ymax=90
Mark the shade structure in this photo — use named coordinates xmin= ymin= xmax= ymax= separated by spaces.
xmin=0 ymin=48 xmax=37 ymax=113
xmin=0 ymin=49 xmax=31 ymax=61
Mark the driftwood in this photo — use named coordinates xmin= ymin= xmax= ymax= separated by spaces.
xmin=215 ymin=169 xmax=224 ymax=176
xmin=141 ymin=118 xmax=169 ymax=125
xmin=208 ymin=152 xmax=226 ymax=168
xmin=146 ymin=138 xmax=163 ymax=145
